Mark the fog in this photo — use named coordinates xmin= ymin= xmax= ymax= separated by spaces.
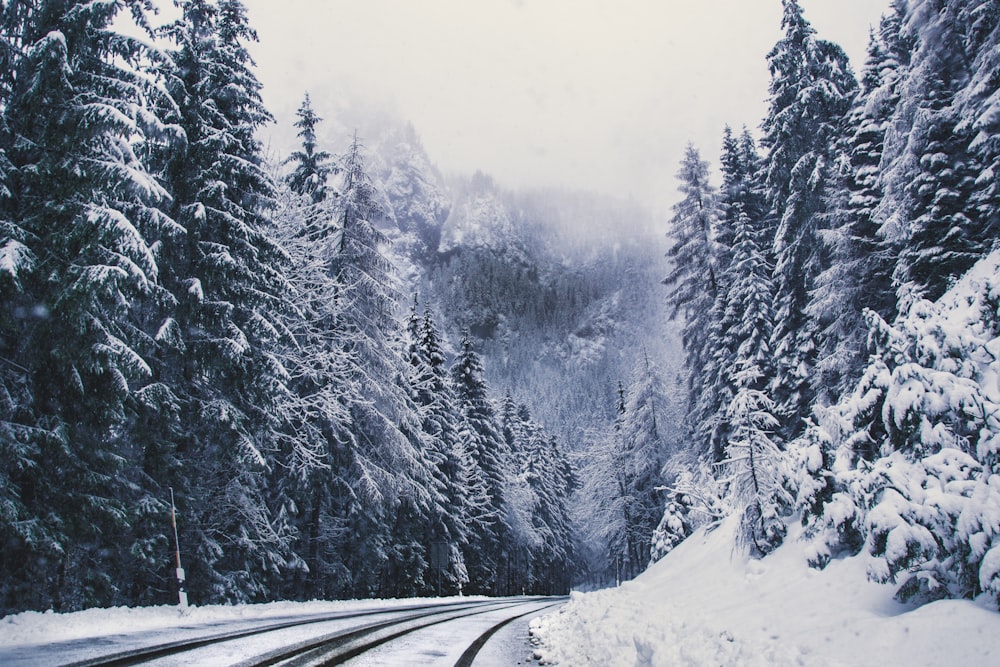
xmin=243 ymin=0 xmax=890 ymax=212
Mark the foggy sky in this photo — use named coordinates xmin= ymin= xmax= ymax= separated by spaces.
xmin=242 ymin=0 xmax=890 ymax=213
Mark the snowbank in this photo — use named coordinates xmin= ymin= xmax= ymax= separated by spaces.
xmin=531 ymin=517 xmax=1000 ymax=666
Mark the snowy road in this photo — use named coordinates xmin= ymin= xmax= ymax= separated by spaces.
xmin=0 ymin=596 xmax=562 ymax=666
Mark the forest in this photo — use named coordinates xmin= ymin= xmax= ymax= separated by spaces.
xmin=2 ymin=0 xmax=999 ymax=619
xmin=657 ymin=0 xmax=1000 ymax=607
xmin=0 ymin=0 xmax=583 ymax=614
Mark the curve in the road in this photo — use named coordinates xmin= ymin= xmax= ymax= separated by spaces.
xmin=233 ymin=598 xmax=539 ymax=666
xmin=58 ymin=597 xmax=566 ymax=667
xmin=60 ymin=599 xmax=521 ymax=667
xmin=452 ymin=601 xmax=563 ymax=667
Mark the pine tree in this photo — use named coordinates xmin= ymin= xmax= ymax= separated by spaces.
xmin=324 ymin=134 xmax=442 ymax=598
xmin=268 ymin=174 xmax=356 ymax=601
xmin=762 ymin=0 xmax=857 ymax=437
xmin=0 ymin=0 xmax=179 ymax=612
xmin=404 ymin=302 xmax=472 ymax=594
xmin=663 ymin=144 xmax=719 ymax=451
xmin=955 ymin=0 xmax=1000 ymax=256
xmin=285 ymin=92 xmax=333 ymax=203
xmin=616 ymin=355 xmax=668 ymax=575
xmin=710 ymin=207 xmax=776 ymax=466
xmin=451 ymin=333 xmax=511 ymax=594
xmin=699 ymin=128 xmax=768 ymax=461
xmin=499 ymin=397 xmax=577 ymax=593
xmin=722 ymin=367 xmax=788 ymax=558
xmin=152 ymin=0 xmax=293 ymax=604
xmin=886 ymin=1 xmax=981 ymax=301
xmin=809 ymin=6 xmax=908 ymax=400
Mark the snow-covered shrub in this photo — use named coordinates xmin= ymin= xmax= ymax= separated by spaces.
xmin=809 ymin=252 xmax=1000 ymax=605
xmin=720 ymin=382 xmax=790 ymax=557
xmin=649 ymin=467 xmax=724 ymax=563
xmin=649 ymin=500 xmax=690 ymax=563
xmin=783 ymin=420 xmax=836 ymax=520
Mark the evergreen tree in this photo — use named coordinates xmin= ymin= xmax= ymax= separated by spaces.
xmin=761 ymin=0 xmax=857 ymax=437
xmin=0 ymin=0 xmax=178 ymax=612
xmin=722 ymin=367 xmax=788 ymax=558
xmin=886 ymin=2 xmax=982 ymax=301
xmin=451 ymin=333 xmax=511 ymax=594
xmin=699 ymin=128 xmax=768 ymax=461
xmin=809 ymin=6 xmax=908 ymax=400
xmin=317 ymin=134 xmax=442 ymax=598
xmin=285 ymin=92 xmax=333 ymax=203
xmin=616 ymin=355 xmax=668 ymax=575
xmin=268 ymin=174 xmax=355 ymax=600
xmin=404 ymin=301 xmax=472 ymax=594
xmin=151 ymin=0 xmax=293 ymax=604
xmin=578 ymin=360 xmax=668 ymax=583
xmin=955 ymin=0 xmax=1000 ymax=256
xmin=499 ymin=397 xmax=577 ymax=593
xmin=710 ymin=207 xmax=776 ymax=465
xmin=520 ymin=431 xmax=577 ymax=593
xmin=663 ymin=144 xmax=719 ymax=451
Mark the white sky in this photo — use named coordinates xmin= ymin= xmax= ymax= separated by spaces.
xmin=240 ymin=0 xmax=890 ymax=212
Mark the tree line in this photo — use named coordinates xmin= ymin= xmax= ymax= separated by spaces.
xmin=0 ymin=0 xmax=576 ymax=615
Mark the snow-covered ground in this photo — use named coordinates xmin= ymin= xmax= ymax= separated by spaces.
xmin=531 ymin=516 xmax=1000 ymax=666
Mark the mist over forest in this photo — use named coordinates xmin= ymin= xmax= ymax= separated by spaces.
xmin=2 ymin=3 xmax=999 ymax=648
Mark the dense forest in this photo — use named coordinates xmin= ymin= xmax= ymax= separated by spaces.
xmin=0 ymin=0 xmax=586 ymax=614
xmin=657 ymin=0 xmax=1000 ymax=608
xmin=2 ymin=0 xmax=998 ymax=619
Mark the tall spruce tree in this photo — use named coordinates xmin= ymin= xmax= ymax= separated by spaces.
xmin=761 ymin=0 xmax=857 ymax=437
xmin=0 ymin=0 xmax=179 ymax=612
xmin=451 ymin=333 xmax=510 ymax=594
xmin=884 ymin=1 xmax=982 ymax=301
xmin=152 ymin=0 xmax=293 ymax=604
xmin=617 ymin=355 xmax=667 ymax=575
xmin=698 ymin=128 xmax=768 ymax=461
xmin=268 ymin=171 xmax=355 ymax=601
xmin=403 ymin=302 xmax=472 ymax=594
xmin=663 ymin=144 xmax=719 ymax=453
xmin=955 ymin=0 xmax=999 ymax=253
xmin=326 ymin=134 xmax=440 ymax=598
xmin=286 ymin=92 xmax=333 ymax=204
xmin=809 ymin=5 xmax=908 ymax=401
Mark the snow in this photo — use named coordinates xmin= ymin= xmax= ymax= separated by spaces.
xmin=531 ymin=516 xmax=1000 ymax=666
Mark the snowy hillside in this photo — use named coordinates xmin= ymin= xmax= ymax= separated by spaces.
xmin=531 ymin=516 xmax=1000 ymax=666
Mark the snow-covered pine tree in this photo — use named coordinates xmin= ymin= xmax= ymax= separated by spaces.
xmin=954 ymin=0 xmax=999 ymax=254
xmin=616 ymin=355 xmax=668 ymax=576
xmin=883 ymin=0 xmax=983 ymax=302
xmin=403 ymin=302 xmax=472 ymax=594
xmin=520 ymin=430 xmax=577 ymax=594
xmin=498 ymin=397 xmax=577 ymax=594
xmin=699 ymin=128 xmax=768 ymax=461
xmin=575 ymin=360 xmax=667 ymax=582
xmin=285 ymin=92 xmax=334 ymax=204
xmin=151 ymin=0 xmax=293 ymax=604
xmin=721 ymin=366 xmax=788 ymax=557
xmin=762 ymin=0 xmax=857 ymax=439
xmin=809 ymin=4 xmax=908 ymax=401
xmin=712 ymin=206 xmax=776 ymax=462
xmin=805 ymin=251 xmax=1000 ymax=606
xmin=0 ymin=0 xmax=179 ymax=613
xmin=322 ymin=133 xmax=442 ymax=598
xmin=451 ymin=333 xmax=511 ymax=594
xmin=268 ymin=170 xmax=357 ymax=601
xmin=663 ymin=144 xmax=720 ymax=457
